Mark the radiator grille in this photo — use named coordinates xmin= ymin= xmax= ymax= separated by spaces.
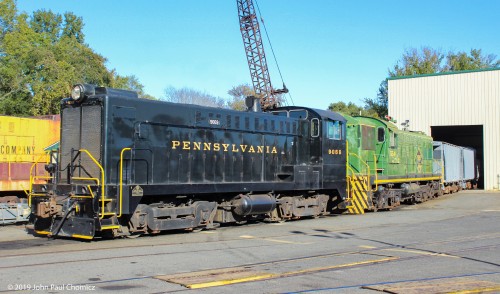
xmin=80 ymin=106 xmax=102 ymax=179
xmin=60 ymin=107 xmax=81 ymax=181
xmin=59 ymin=105 xmax=102 ymax=182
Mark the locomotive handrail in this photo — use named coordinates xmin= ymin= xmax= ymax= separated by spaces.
xmin=71 ymin=177 xmax=100 ymax=185
xmin=347 ymin=152 xmax=371 ymax=188
xmin=28 ymin=153 xmax=53 ymax=206
xmin=69 ymin=178 xmax=99 ymax=200
xmin=119 ymin=147 xmax=132 ymax=218
xmin=372 ymin=154 xmax=378 ymax=192
xmin=346 ymin=141 xmax=349 ymax=175
xmin=346 ymin=174 xmax=352 ymax=200
xmin=28 ymin=176 xmax=53 ymax=206
xmin=77 ymin=149 xmax=106 ymax=219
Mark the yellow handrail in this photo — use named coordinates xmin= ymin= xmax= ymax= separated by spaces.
xmin=346 ymin=140 xmax=372 ymax=194
xmin=347 ymin=152 xmax=371 ymax=189
xmin=28 ymin=154 xmax=52 ymax=206
xmin=119 ymin=148 xmax=132 ymax=218
xmin=78 ymin=149 xmax=106 ymax=219
xmin=72 ymin=177 xmax=100 ymax=185
xmin=346 ymin=141 xmax=349 ymax=175
xmin=88 ymin=185 xmax=95 ymax=198
xmin=346 ymin=175 xmax=352 ymax=199
xmin=372 ymin=154 xmax=378 ymax=192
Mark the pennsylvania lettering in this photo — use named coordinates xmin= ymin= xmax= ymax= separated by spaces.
xmin=171 ymin=140 xmax=278 ymax=154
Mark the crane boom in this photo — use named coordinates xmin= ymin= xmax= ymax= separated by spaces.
xmin=237 ymin=0 xmax=287 ymax=110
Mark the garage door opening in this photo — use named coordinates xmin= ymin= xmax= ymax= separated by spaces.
xmin=430 ymin=125 xmax=484 ymax=189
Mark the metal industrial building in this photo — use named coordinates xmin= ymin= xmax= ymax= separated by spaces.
xmin=388 ymin=68 xmax=500 ymax=190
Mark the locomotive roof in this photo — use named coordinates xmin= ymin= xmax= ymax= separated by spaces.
xmin=277 ymin=106 xmax=346 ymax=122
xmin=343 ymin=114 xmax=431 ymax=138
xmin=341 ymin=114 xmax=397 ymax=130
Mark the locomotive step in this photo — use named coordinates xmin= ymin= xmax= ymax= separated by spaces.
xmin=99 ymin=212 xmax=116 ymax=216
xmin=100 ymin=225 xmax=120 ymax=230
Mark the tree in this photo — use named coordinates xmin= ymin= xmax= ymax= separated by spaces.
xmin=445 ymin=49 xmax=500 ymax=71
xmin=0 ymin=0 xmax=16 ymax=40
xmin=389 ymin=47 xmax=444 ymax=77
xmin=227 ymin=84 xmax=255 ymax=111
xmin=62 ymin=12 xmax=84 ymax=43
xmin=163 ymin=86 xmax=225 ymax=108
xmin=328 ymin=101 xmax=379 ymax=118
xmin=0 ymin=2 xmax=149 ymax=115
xmin=365 ymin=47 xmax=500 ymax=118
xmin=30 ymin=9 xmax=62 ymax=43
xmin=362 ymin=80 xmax=388 ymax=118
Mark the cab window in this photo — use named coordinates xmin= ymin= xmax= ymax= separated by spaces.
xmin=271 ymin=110 xmax=288 ymax=117
xmin=361 ymin=125 xmax=375 ymax=150
xmin=327 ymin=120 xmax=342 ymax=140
xmin=311 ymin=118 xmax=320 ymax=137
xmin=377 ymin=127 xmax=385 ymax=142
xmin=289 ymin=109 xmax=308 ymax=119
xmin=390 ymin=131 xmax=398 ymax=148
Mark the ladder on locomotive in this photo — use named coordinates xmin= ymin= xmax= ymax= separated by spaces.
xmin=71 ymin=149 xmax=120 ymax=231
xmin=345 ymin=143 xmax=371 ymax=214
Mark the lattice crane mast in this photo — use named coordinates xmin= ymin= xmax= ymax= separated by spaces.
xmin=237 ymin=0 xmax=288 ymax=110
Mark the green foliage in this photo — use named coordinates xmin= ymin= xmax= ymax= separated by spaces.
xmin=0 ymin=2 xmax=148 ymax=116
xmin=445 ymin=49 xmax=500 ymax=71
xmin=0 ymin=0 xmax=16 ymax=38
xmin=328 ymin=101 xmax=379 ymax=118
xmin=389 ymin=47 xmax=444 ymax=77
xmin=390 ymin=47 xmax=499 ymax=78
xmin=62 ymin=12 xmax=84 ymax=43
xmin=365 ymin=47 xmax=500 ymax=118
xmin=111 ymin=73 xmax=143 ymax=95
xmin=362 ymin=80 xmax=388 ymax=118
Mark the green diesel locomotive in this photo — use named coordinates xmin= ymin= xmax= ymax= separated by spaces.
xmin=343 ymin=115 xmax=441 ymax=213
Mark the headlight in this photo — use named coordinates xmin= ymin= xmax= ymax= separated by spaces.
xmin=71 ymin=84 xmax=84 ymax=101
xmin=70 ymin=84 xmax=95 ymax=103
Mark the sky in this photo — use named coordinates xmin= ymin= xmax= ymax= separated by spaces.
xmin=16 ymin=0 xmax=500 ymax=110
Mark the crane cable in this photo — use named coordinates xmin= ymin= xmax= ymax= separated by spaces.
xmin=254 ymin=0 xmax=295 ymax=106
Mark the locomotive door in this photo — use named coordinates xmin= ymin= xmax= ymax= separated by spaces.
xmin=323 ymin=119 xmax=346 ymax=185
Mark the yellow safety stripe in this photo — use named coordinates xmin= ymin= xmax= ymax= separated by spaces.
xmin=71 ymin=234 xmax=93 ymax=240
xmin=347 ymin=175 xmax=369 ymax=214
xmin=375 ymin=176 xmax=441 ymax=184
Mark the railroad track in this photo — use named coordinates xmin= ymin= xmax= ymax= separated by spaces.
xmin=0 ymin=205 xmax=493 ymax=258
xmin=1 ymin=240 xmax=497 ymax=293
xmin=1 ymin=220 xmax=499 ymax=260
xmin=0 ymin=229 xmax=498 ymax=284
xmin=1 ymin=202 xmax=498 ymax=293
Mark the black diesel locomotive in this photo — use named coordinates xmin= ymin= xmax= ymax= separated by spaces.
xmin=31 ymin=85 xmax=347 ymax=239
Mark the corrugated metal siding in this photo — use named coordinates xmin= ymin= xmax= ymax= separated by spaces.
xmin=388 ymin=69 xmax=500 ymax=190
